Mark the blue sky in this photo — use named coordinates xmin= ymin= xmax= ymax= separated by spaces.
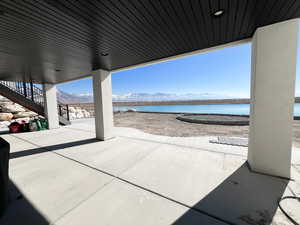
xmin=58 ymin=31 xmax=300 ymax=98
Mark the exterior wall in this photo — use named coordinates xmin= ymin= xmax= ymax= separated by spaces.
xmin=248 ymin=19 xmax=299 ymax=178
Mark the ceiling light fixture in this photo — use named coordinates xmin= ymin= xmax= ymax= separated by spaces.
xmin=213 ymin=10 xmax=224 ymax=17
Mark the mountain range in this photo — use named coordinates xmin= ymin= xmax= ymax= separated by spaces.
xmin=57 ymin=90 xmax=248 ymax=104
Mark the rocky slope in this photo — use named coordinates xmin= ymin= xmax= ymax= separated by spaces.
xmin=0 ymin=94 xmax=92 ymax=128
xmin=0 ymin=95 xmax=38 ymax=128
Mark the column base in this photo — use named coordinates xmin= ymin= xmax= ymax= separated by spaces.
xmin=95 ymin=136 xmax=115 ymax=141
xmin=246 ymin=161 xmax=291 ymax=180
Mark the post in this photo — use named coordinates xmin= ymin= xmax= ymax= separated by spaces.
xmin=43 ymin=83 xmax=59 ymax=129
xmin=30 ymin=81 xmax=34 ymax=101
xmin=92 ymin=69 xmax=114 ymax=141
xmin=248 ymin=19 xmax=299 ymax=178
xmin=66 ymin=105 xmax=70 ymax=121
xmin=22 ymin=81 xmax=27 ymax=98
xmin=58 ymin=105 xmax=62 ymax=116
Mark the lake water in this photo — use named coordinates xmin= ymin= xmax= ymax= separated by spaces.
xmin=114 ymin=103 xmax=300 ymax=116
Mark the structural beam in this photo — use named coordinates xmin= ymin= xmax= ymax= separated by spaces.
xmin=248 ymin=19 xmax=299 ymax=178
xmin=43 ymin=83 xmax=59 ymax=129
xmin=92 ymin=69 xmax=114 ymax=141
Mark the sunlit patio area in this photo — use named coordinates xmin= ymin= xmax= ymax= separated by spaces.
xmin=0 ymin=118 xmax=299 ymax=225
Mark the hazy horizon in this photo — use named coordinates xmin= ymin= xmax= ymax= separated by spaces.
xmin=57 ymin=89 xmax=300 ymax=104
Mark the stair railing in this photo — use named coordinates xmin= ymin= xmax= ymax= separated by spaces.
xmin=58 ymin=104 xmax=70 ymax=121
xmin=0 ymin=80 xmax=44 ymax=106
xmin=0 ymin=80 xmax=70 ymax=122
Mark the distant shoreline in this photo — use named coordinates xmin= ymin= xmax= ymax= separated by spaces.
xmin=68 ymin=97 xmax=300 ymax=106
xmin=114 ymin=97 xmax=300 ymax=106
xmin=113 ymin=98 xmax=250 ymax=106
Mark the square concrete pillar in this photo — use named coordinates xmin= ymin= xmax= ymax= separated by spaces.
xmin=248 ymin=19 xmax=299 ymax=178
xmin=43 ymin=83 xmax=59 ymax=129
xmin=92 ymin=69 xmax=114 ymax=141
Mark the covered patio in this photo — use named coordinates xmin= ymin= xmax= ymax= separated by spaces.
xmin=1 ymin=0 xmax=300 ymax=224
xmin=0 ymin=1 xmax=299 ymax=178
xmin=1 ymin=118 xmax=300 ymax=224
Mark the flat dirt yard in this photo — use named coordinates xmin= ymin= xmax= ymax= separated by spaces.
xmin=114 ymin=112 xmax=300 ymax=148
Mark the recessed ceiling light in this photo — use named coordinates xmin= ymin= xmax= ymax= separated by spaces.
xmin=214 ymin=10 xmax=224 ymax=17
xmin=101 ymin=53 xmax=109 ymax=56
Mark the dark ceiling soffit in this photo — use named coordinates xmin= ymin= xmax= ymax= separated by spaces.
xmin=0 ymin=0 xmax=300 ymax=84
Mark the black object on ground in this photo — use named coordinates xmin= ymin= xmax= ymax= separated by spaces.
xmin=176 ymin=114 xmax=249 ymax=126
xmin=278 ymin=196 xmax=300 ymax=225
xmin=0 ymin=137 xmax=10 ymax=218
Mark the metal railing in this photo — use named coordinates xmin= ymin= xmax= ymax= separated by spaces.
xmin=0 ymin=80 xmax=44 ymax=106
xmin=0 ymin=80 xmax=70 ymax=122
xmin=58 ymin=104 xmax=70 ymax=121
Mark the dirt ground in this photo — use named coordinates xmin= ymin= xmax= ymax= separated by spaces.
xmin=114 ymin=112 xmax=300 ymax=148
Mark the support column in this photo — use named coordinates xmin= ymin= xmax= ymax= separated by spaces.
xmin=248 ymin=19 xmax=299 ymax=178
xmin=43 ymin=83 xmax=59 ymax=129
xmin=92 ymin=69 xmax=114 ymax=141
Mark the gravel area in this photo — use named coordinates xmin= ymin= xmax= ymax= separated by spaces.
xmin=114 ymin=112 xmax=300 ymax=148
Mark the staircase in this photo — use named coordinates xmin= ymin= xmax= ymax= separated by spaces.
xmin=0 ymin=80 xmax=71 ymax=126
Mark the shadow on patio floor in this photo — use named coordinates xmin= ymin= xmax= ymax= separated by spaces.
xmin=172 ymin=163 xmax=289 ymax=225
xmin=0 ymin=180 xmax=49 ymax=225
xmin=9 ymin=138 xmax=100 ymax=159
xmin=6 ymin=137 xmax=292 ymax=225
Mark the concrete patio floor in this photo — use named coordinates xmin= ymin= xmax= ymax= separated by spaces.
xmin=0 ymin=118 xmax=299 ymax=225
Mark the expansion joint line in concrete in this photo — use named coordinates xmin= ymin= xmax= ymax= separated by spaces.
xmin=64 ymin=126 xmax=95 ymax=134
xmin=51 ymin=179 xmax=115 ymax=225
xmin=63 ymin=126 xmax=247 ymax=158
xmin=11 ymin=135 xmax=234 ymax=225
xmin=118 ymin=135 xmax=247 ymax=158
xmin=62 ymin=126 xmax=247 ymax=160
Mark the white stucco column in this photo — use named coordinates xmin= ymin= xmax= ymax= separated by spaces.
xmin=248 ymin=19 xmax=299 ymax=178
xmin=92 ymin=69 xmax=114 ymax=141
xmin=43 ymin=83 xmax=59 ymax=129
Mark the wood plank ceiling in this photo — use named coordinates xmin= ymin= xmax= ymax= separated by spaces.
xmin=0 ymin=0 xmax=299 ymax=83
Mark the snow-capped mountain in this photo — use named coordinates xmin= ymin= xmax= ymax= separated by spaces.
xmin=111 ymin=92 xmax=243 ymax=102
xmin=57 ymin=90 xmax=93 ymax=104
xmin=57 ymin=90 xmax=248 ymax=104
